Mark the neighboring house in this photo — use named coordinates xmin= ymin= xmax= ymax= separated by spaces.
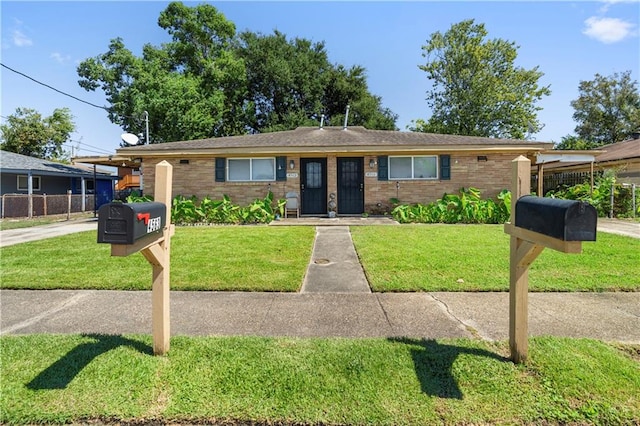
xmin=74 ymin=126 xmax=553 ymax=215
xmin=533 ymin=134 xmax=640 ymax=193
xmin=0 ymin=150 xmax=116 ymax=217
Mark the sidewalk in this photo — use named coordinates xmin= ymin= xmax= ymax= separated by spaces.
xmin=1 ymin=290 xmax=639 ymax=343
xmin=1 ymin=218 xmax=638 ymax=343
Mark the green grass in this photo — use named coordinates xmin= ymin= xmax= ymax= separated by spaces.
xmin=1 ymin=224 xmax=637 ymax=292
xmin=0 ymin=218 xmax=59 ymax=231
xmin=0 ymin=226 xmax=315 ymax=291
xmin=1 ymin=334 xmax=638 ymax=425
xmin=0 ymin=213 xmax=94 ymax=231
xmin=351 ymin=225 xmax=640 ymax=292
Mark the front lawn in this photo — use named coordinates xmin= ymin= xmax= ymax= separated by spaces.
xmin=0 ymin=225 xmax=637 ymax=292
xmin=351 ymin=225 xmax=640 ymax=292
xmin=0 ymin=226 xmax=315 ymax=291
xmin=1 ymin=334 xmax=638 ymax=425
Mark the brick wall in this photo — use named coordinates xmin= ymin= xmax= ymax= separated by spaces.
xmin=363 ymin=153 xmax=513 ymax=212
xmin=143 ymin=157 xmax=302 ymax=205
xmin=143 ymin=153 xmax=517 ymax=212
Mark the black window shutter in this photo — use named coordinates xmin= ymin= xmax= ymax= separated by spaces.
xmin=276 ymin=156 xmax=287 ymax=181
xmin=440 ymin=155 xmax=451 ymax=180
xmin=378 ymin=155 xmax=388 ymax=181
xmin=215 ymin=157 xmax=226 ymax=182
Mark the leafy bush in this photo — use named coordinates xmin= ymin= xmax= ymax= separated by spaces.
xmin=125 ymin=191 xmax=153 ymax=203
xmin=171 ymin=192 xmax=286 ymax=225
xmin=547 ymin=170 xmax=639 ymax=218
xmin=391 ymin=187 xmax=511 ymax=224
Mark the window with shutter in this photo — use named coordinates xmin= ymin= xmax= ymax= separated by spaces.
xmin=440 ymin=155 xmax=451 ymax=180
xmin=215 ymin=157 xmax=226 ymax=182
xmin=378 ymin=156 xmax=388 ymax=181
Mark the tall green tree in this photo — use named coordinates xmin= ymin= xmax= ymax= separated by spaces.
xmin=77 ymin=2 xmax=249 ymax=143
xmin=554 ymin=135 xmax=598 ymax=150
xmin=236 ymin=30 xmax=329 ymax=132
xmin=78 ymin=2 xmax=396 ymax=142
xmin=237 ymin=31 xmax=397 ymax=132
xmin=321 ymin=65 xmax=397 ymax=130
xmin=0 ymin=108 xmax=75 ymax=159
xmin=412 ymin=19 xmax=550 ymax=139
xmin=571 ymin=70 xmax=640 ymax=146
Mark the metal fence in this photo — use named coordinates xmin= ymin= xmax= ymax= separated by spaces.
xmin=0 ymin=193 xmax=95 ymax=218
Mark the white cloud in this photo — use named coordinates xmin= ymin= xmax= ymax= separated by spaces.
xmin=598 ymin=0 xmax=640 ymax=13
xmin=583 ymin=16 xmax=636 ymax=43
xmin=12 ymin=30 xmax=33 ymax=47
xmin=50 ymin=52 xmax=71 ymax=64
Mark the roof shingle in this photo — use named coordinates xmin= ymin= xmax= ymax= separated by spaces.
xmin=117 ymin=126 xmax=553 ymax=154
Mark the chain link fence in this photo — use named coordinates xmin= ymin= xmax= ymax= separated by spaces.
xmin=1 ymin=192 xmax=95 ymax=219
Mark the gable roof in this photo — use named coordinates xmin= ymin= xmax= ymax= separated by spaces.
xmin=0 ymin=150 xmax=114 ymax=178
xmin=115 ymin=126 xmax=553 ymax=156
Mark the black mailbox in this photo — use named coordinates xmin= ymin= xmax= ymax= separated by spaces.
xmin=515 ymin=195 xmax=597 ymax=241
xmin=97 ymin=202 xmax=166 ymax=244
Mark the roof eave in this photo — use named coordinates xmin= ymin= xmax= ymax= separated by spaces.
xmin=114 ymin=144 xmax=552 ymax=157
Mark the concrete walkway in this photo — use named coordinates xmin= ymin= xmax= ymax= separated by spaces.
xmin=0 ymin=218 xmax=98 ymax=247
xmin=597 ymin=218 xmax=640 ymax=239
xmin=301 ymin=226 xmax=371 ymax=293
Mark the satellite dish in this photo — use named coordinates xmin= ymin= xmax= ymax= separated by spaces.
xmin=121 ymin=133 xmax=140 ymax=146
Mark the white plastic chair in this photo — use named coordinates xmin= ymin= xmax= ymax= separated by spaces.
xmin=285 ymin=192 xmax=299 ymax=218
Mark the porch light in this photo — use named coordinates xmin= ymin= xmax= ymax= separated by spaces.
xmin=369 ymin=158 xmax=377 ymax=168
xmin=289 ymin=160 xmax=295 ymax=169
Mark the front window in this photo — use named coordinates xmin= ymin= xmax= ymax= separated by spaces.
xmin=389 ymin=156 xmax=437 ymax=180
xmin=228 ymin=158 xmax=275 ymax=181
xmin=17 ymin=175 xmax=41 ymax=191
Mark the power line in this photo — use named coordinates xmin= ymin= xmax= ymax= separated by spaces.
xmin=68 ymin=138 xmax=114 ymax=154
xmin=62 ymin=142 xmax=113 ymax=156
xmin=1 ymin=63 xmax=109 ymax=111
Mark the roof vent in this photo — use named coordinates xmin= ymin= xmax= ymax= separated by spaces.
xmin=320 ymin=114 xmax=325 ymax=129
xmin=343 ymin=104 xmax=350 ymax=130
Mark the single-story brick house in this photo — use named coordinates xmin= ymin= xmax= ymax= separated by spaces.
xmin=75 ymin=126 xmax=553 ymax=215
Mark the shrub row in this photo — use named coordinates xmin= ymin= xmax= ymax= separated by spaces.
xmin=391 ymin=187 xmax=511 ymax=224
xmin=126 ymin=192 xmax=285 ymax=225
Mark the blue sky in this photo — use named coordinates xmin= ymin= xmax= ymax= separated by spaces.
xmin=1 ymin=1 xmax=639 ymax=158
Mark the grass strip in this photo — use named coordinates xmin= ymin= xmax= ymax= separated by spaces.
xmin=1 ymin=335 xmax=638 ymax=425
xmin=351 ymin=224 xmax=640 ymax=292
xmin=0 ymin=226 xmax=315 ymax=291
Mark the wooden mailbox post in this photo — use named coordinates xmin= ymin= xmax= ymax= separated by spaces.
xmin=98 ymin=161 xmax=174 ymax=355
xmin=504 ymin=156 xmax=596 ymax=363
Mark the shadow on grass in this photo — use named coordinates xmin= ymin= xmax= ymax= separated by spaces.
xmin=27 ymin=334 xmax=152 ymax=390
xmin=390 ymin=337 xmax=510 ymax=399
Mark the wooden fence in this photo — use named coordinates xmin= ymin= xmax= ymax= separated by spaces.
xmin=531 ymin=171 xmax=604 ymax=196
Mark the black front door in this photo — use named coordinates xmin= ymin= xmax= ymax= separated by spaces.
xmin=301 ymin=158 xmax=327 ymax=215
xmin=337 ymin=157 xmax=364 ymax=214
